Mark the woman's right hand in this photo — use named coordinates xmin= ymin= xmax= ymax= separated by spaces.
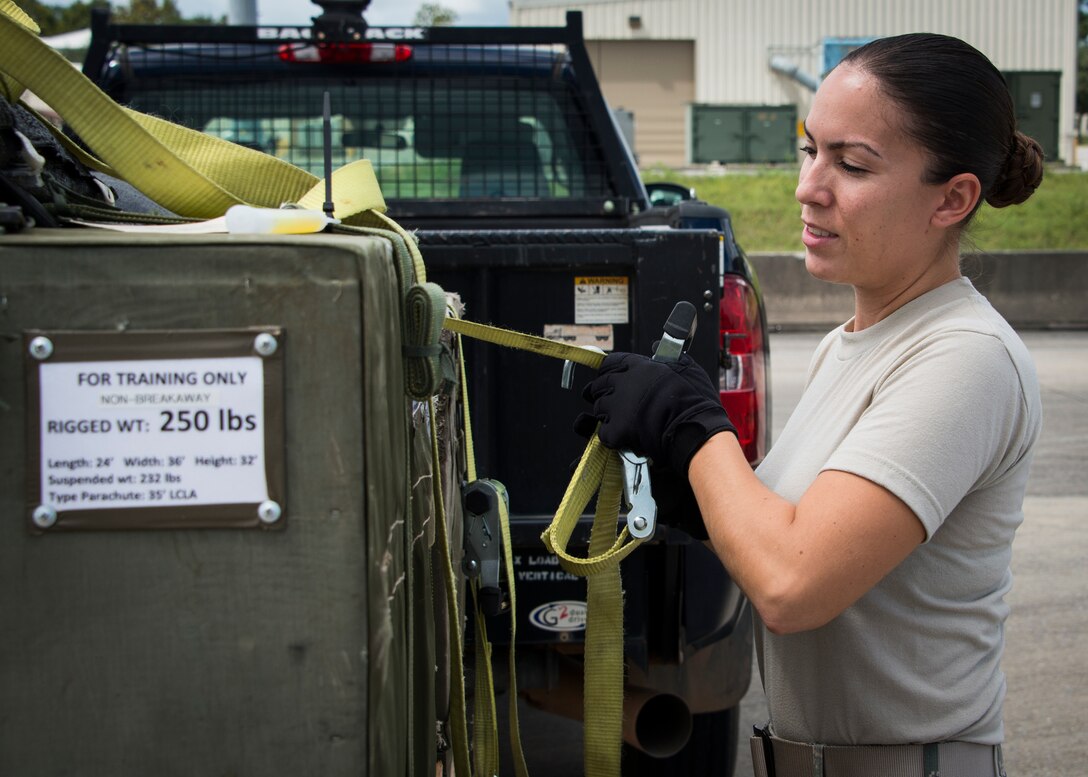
xmin=576 ymin=351 xmax=736 ymax=475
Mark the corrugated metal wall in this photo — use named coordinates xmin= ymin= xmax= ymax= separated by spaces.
xmin=512 ymin=0 xmax=1078 ymax=164
xmin=585 ymin=40 xmax=694 ymax=167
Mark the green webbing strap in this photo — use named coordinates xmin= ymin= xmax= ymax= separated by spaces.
xmin=542 ymin=434 xmax=643 ymax=573
xmin=403 ymin=282 xmax=447 ymax=399
xmin=442 ymin=315 xmax=646 ymax=777
xmin=464 ymin=493 xmax=533 ymax=777
xmin=450 ymin=318 xmax=501 ymax=774
xmin=498 ymin=477 xmax=530 ymax=777
xmin=471 ymin=580 xmax=500 ymax=777
xmin=443 ymin=317 xmax=604 ymax=370
xmin=429 ymin=397 xmax=473 ymax=777
xmin=582 ymin=453 xmax=626 ymax=777
xmin=333 ymin=224 xmax=445 ymax=400
xmin=542 ymin=431 xmax=638 ymax=777
xmin=368 ymin=210 xmax=429 ymax=284
xmin=449 ymin=308 xmax=530 ymax=777
xmin=0 ymin=0 xmax=35 ymax=100
xmin=459 ymin=324 xmax=479 ymax=487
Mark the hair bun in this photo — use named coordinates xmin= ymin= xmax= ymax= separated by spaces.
xmin=986 ymin=131 xmax=1045 ymax=208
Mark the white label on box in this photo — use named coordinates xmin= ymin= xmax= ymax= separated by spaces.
xmin=574 ymin=276 xmax=629 ymax=324
xmin=38 ymin=357 xmax=267 ymax=512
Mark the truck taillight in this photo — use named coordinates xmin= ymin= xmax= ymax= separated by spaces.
xmin=277 ymin=43 xmax=413 ymax=64
xmin=720 ymin=275 xmax=767 ymax=465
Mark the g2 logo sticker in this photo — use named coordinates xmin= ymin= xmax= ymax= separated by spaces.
xmin=528 ymin=600 xmax=587 ymax=632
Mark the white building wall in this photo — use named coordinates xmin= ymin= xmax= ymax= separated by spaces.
xmin=511 ymin=0 xmax=1078 ymax=163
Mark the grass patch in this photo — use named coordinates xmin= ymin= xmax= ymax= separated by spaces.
xmin=970 ymin=170 xmax=1088 ymax=251
xmin=643 ymin=166 xmax=1088 ymax=252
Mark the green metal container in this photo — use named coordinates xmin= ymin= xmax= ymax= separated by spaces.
xmin=689 ymin=103 xmax=798 ymax=164
xmin=0 ymin=230 xmax=460 ymax=776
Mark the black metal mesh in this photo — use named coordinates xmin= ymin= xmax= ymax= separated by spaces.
xmin=103 ymin=38 xmax=616 ymax=202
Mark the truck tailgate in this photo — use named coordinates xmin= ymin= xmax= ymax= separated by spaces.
xmin=419 ymin=227 xmax=723 ymax=520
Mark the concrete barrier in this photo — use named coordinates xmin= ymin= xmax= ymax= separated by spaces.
xmin=749 ymin=251 xmax=1088 ymax=330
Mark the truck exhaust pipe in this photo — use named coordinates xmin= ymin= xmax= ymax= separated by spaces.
xmin=523 ymin=663 xmax=693 ymax=759
xmin=622 ymin=685 xmax=694 ymax=759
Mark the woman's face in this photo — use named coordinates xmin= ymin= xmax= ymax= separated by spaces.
xmin=795 ymin=65 xmax=950 ymax=292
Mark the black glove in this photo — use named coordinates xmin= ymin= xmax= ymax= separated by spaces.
xmin=577 ymin=352 xmax=736 ymax=475
xmin=572 ymin=414 xmax=709 ymax=541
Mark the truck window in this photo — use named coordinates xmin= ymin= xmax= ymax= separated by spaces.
xmin=109 ymin=45 xmax=614 ymax=201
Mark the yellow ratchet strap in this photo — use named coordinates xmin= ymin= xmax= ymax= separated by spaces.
xmin=0 ymin=5 xmax=384 ymax=223
xmin=448 ymin=309 xmax=531 ymax=777
xmin=429 ymin=394 xmax=474 ymax=777
xmin=443 ymin=316 xmax=645 ymax=777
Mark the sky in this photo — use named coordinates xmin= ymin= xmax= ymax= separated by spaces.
xmin=179 ymin=0 xmax=512 ymax=26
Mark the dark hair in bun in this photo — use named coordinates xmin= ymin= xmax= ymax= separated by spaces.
xmin=841 ymin=33 xmax=1044 ymax=223
xmin=986 ymin=131 xmax=1045 ymax=208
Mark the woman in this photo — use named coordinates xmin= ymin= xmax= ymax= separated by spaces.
xmin=580 ymin=33 xmax=1043 ymax=777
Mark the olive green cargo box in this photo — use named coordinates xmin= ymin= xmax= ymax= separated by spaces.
xmin=0 ymin=231 xmax=460 ymax=777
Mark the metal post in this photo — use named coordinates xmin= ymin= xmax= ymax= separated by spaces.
xmin=228 ymin=0 xmax=257 ymax=26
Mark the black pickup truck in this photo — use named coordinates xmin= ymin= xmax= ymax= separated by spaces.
xmin=82 ymin=3 xmax=770 ymax=773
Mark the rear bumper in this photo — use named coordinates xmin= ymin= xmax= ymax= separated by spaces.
xmin=479 ymin=515 xmax=753 ymax=712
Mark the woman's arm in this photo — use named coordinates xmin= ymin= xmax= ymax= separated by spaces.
xmin=689 ymin=432 xmax=924 ymax=635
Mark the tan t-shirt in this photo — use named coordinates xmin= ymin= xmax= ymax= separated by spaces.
xmin=755 ymin=277 xmax=1041 ymax=745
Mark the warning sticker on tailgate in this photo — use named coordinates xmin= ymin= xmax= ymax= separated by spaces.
xmin=574 ymin=276 xmax=628 ymax=324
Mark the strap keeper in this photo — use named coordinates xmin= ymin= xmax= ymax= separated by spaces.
xmin=923 ymin=742 xmax=940 ymax=777
xmin=754 ymin=724 xmax=777 ymax=777
xmin=812 ymin=742 xmax=825 ymax=777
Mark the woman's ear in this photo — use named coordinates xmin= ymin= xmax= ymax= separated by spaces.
xmin=932 ymin=173 xmax=982 ymax=228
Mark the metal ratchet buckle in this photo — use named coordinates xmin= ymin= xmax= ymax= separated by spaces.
xmin=619 ymin=300 xmax=698 ymax=540
xmin=461 ymin=479 xmax=508 ymax=616
xmin=620 ymin=450 xmax=656 ymax=539
xmin=562 ymin=301 xmax=698 ymax=543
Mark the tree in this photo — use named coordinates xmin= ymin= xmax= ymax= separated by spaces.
xmin=24 ymin=0 xmax=223 ymax=35
xmin=414 ymin=3 xmax=458 ymax=27
xmin=112 ymin=0 xmax=223 ymax=25
xmin=113 ymin=0 xmax=186 ymax=24
xmin=20 ymin=0 xmax=108 ymax=36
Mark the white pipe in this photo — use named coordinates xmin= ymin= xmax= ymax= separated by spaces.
xmin=769 ymin=55 xmax=820 ymax=92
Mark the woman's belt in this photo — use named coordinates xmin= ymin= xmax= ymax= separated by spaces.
xmin=750 ymin=727 xmax=1006 ymax=777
